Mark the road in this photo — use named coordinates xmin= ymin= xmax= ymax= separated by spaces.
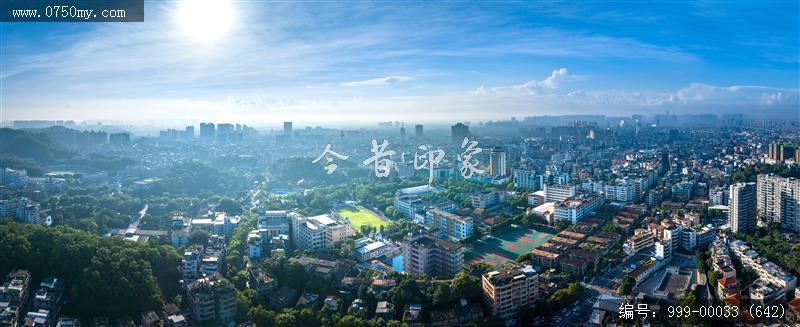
xmin=551 ymin=285 xmax=601 ymax=327
xmin=127 ymin=204 xmax=148 ymax=230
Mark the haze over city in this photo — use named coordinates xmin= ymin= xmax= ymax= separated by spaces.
xmin=1 ymin=1 xmax=798 ymax=125
xmin=3 ymin=1 xmax=800 ymax=327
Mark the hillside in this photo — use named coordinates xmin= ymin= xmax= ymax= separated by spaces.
xmin=0 ymin=128 xmax=74 ymax=162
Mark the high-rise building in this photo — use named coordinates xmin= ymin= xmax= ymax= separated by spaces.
xmin=757 ymin=174 xmax=800 ymax=232
xmin=216 ymin=123 xmax=234 ymax=142
xmin=414 ymin=124 xmax=423 ymax=138
xmin=109 ymin=132 xmax=131 ymax=147
xmin=489 ymin=146 xmax=507 ymax=177
xmin=451 ymin=123 xmax=469 ymax=145
xmin=283 ymin=122 xmax=293 ymax=135
xmin=768 ymin=143 xmax=796 ymax=162
xmin=199 ymin=123 xmax=215 ymax=141
xmin=401 ymin=234 xmax=463 ymax=278
xmin=185 ymin=125 xmax=195 ymax=139
xmin=513 ymin=167 xmax=542 ymax=190
xmin=730 ymin=182 xmax=757 ymax=233
xmin=482 ymin=265 xmax=538 ymax=320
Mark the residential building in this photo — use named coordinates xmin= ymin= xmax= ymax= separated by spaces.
xmin=710 ymin=186 xmax=729 ymax=206
xmin=247 ymin=267 xmax=276 ymax=296
xmin=482 ymin=265 xmax=539 ymax=320
xmin=375 ymin=301 xmax=395 ymax=320
xmin=1 ymin=168 xmax=29 ymax=187
xmin=729 ymin=183 xmax=757 ymax=233
xmin=513 ymin=167 xmax=542 ymax=190
xmin=671 ymin=181 xmax=695 ymax=201
xmin=489 ymin=146 xmax=508 ymax=177
xmin=401 ymin=234 xmax=464 ymax=278
xmin=181 ymin=246 xmax=202 ymax=285
xmin=283 ymin=121 xmax=293 ymax=135
xmin=289 ymin=256 xmax=342 ymax=279
xmin=757 ymin=174 xmax=800 ymax=232
xmin=470 ymin=190 xmax=502 ymax=209
xmin=604 ymin=181 xmax=636 ymax=203
xmin=626 ymin=229 xmax=654 ymax=254
xmin=33 ymin=277 xmax=63 ymax=315
xmin=451 ymin=123 xmax=469 ymax=145
xmin=0 ymin=269 xmax=31 ymax=307
xmin=24 ymin=309 xmax=51 ymax=327
xmin=730 ymin=240 xmax=797 ymax=294
xmin=427 ymin=208 xmax=474 ymax=241
xmin=186 ymin=273 xmax=237 ymax=323
xmin=270 ymin=287 xmax=298 ymax=309
xmin=247 ymin=230 xmax=263 ymax=260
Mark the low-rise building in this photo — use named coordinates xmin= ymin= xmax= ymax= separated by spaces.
xmin=353 ymin=237 xmax=394 ymax=262
xmin=375 ymin=301 xmax=395 ymax=320
xmin=0 ymin=269 xmax=31 ymax=307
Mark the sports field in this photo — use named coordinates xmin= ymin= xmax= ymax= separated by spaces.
xmin=465 ymin=227 xmax=555 ymax=269
xmin=337 ymin=205 xmax=392 ymax=232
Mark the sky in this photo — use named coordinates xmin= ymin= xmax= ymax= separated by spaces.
xmin=1 ymin=1 xmax=798 ymax=126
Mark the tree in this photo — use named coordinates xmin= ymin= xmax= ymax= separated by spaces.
xmin=217 ymin=197 xmax=244 ymax=215
xmin=275 ymin=312 xmax=297 ymax=327
xmin=432 ymin=284 xmax=452 ymax=308
xmin=188 ymin=229 xmax=210 ymax=246
xmin=618 ymin=276 xmax=634 ymax=295
xmin=470 ymin=262 xmax=493 ymax=274
xmin=553 ymin=219 xmax=572 ymax=231
xmin=340 ymin=238 xmax=356 ymax=258
xmin=249 ymin=306 xmax=276 ymax=326
xmin=450 ymin=272 xmax=481 ymax=302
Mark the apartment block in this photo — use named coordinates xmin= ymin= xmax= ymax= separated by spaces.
xmin=401 ymin=234 xmax=464 ymax=278
xmin=482 ymin=265 xmax=538 ymax=320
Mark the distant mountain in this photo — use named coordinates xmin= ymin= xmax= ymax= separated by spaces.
xmin=0 ymin=128 xmax=74 ymax=162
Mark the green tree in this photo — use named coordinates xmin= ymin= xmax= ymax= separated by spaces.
xmin=450 ymin=272 xmax=481 ymax=302
xmin=618 ymin=276 xmax=634 ymax=295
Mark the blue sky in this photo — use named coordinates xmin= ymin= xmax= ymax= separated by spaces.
xmin=1 ymin=1 xmax=798 ymax=125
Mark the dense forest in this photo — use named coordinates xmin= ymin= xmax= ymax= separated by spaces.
xmin=732 ymin=163 xmax=800 ymax=182
xmin=0 ymin=222 xmax=181 ymax=318
xmin=0 ymin=128 xmax=74 ymax=162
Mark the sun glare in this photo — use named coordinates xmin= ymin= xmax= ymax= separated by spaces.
xmin=177 ymin=0 xmax=235 ymax=44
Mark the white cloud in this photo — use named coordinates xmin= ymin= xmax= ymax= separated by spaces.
xmin=672 ymin=83 xmax=799 ymax=106
xmin=340 ymin=76 xmax=414 ymax=87
xmin=470 ymin=69 xmax=799 ymax=116
xmin=478 ymin=68 xmax=572 ymax=95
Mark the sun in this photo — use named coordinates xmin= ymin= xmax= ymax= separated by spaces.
xmin=177 ymin=0 xmax=235 ymax=44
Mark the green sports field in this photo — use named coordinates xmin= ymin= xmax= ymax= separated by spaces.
xmin=465 ymin=227 xmax=555 ymax=269
xmin=337 ymin=205 xmax=392 ymax=232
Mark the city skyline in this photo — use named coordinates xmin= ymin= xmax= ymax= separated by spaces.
xmin=2 ymin=1 xmax=799 ymax=124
